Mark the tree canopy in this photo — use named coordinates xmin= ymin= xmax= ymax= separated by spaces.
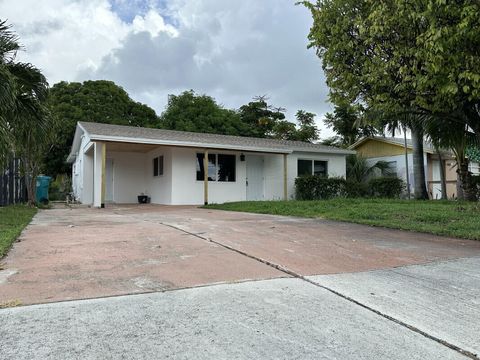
xmin=159 ymin=91 xmax=320 ymax=142
xmin=303 ymin=0 xmax=480 ymax=200
xmin=46 ymin=80 xmax=160 ymax=175
xmin=323 ymin=103 xmax=378 ymax=146
xmin=158 ymin=90 xmax=248 ymax=136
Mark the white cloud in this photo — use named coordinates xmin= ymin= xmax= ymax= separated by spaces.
xmin=132 ymin=10 xmax=178 ymax=37
xmin=0 ymin=0 xmax=336 ymax=137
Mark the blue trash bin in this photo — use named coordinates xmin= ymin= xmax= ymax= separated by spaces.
xmin=36 ymin=175 xmax=52 ymax=204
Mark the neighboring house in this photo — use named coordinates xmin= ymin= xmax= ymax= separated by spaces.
xmin=349 ymin=136 xmax=479 ymax=199
xmin=67 ymin=122 xmax=354 ymax=207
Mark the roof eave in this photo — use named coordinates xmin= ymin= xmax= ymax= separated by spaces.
xmin=88 ymin=134 xmax=293 ymax=154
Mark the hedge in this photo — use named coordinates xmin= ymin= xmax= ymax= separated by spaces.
xmin=295 ymin=176 xmax=405 ymax=200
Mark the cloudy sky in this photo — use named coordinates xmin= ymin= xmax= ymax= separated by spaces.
xmin=1 ymin=0 xmax=336 ymax=137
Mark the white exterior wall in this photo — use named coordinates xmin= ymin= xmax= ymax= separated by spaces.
xmin=72 ymin=141 xmax=350 ymax=205
xmin=285 ymin=152 xmax=347 ymax=199
xmin=145 ymin=147 xmax=172 ymax=204
xmin=82 ymin=152 xmax=94 ymax=204
xmin=170 ymin=147 xmax=247 ymax=205
xmin=93 ymin=142 xmax=105 ymax=207
xmin=72 ymin=134 xmax=94 ymax=204
xmin=106 ymin=151 xmax=147 ymax=204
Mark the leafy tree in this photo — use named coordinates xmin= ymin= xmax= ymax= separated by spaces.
xmin=415 ymin=2 xmax=480 ymax=142
xmin=323 ymin=103 xmax=378 ymax=146
xmin=303 ymin=0 xmax=435 ymax=199
xmin=46 ymin=80 xmax=159 ymax=176
xmin=0 ymin=20 xmax=52 ymax=205
xmin=238 ymin=96 xmax=286 ymax=138
xmin=320 ymin=136 xmax=343 ymax=148
xmin=158 ymin=90 xmax=248 ymax=136
xmin=271 ymin=110 xmax=320 ymax=142
xmin=295 ymin=110 xmax=319 ymax=142
xmin=272 ymin=120 xmax=298 ymax=141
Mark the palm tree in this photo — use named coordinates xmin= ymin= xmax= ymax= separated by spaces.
xmin=1 ymin=20 xmax=51 ymax=205
xmin=346 ymin=155 xmax=393 ymax=183
xmin=0 ymin=20 xmax=20 ymax=163
xmin=363 ymin=109 xmax=429 ymax=199
xmin=423 ymin=113 xmax=478 ymax=201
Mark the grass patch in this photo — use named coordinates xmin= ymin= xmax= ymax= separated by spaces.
xmin=0 ymin=299 xmax=22 ymax=309
xmin=205 ymin=198 xmax=480 ymax=241
xmin=0 ymin=205 xmax=37 ymax=258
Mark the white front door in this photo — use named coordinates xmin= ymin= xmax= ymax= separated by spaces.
xmin=246 ymin=155 xmax=264 ymax=201
xmin=105 ymin=158 xmax=114 ymax=202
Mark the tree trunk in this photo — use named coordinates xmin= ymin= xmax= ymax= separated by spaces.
xmin=21 ymin=157 xmax=37 ymax=206
xmin=25 ymin=174 xmax=36 ymax=206
xmin=434 ymin=146 xmax=447 ymax=200
xmin=411 ymin=125 xmax=429 ymax=200
xmin=457 ymin=158 xmax=477 ymax=201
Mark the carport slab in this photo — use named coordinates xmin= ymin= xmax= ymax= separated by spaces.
xmin=0 ymin=278 xmax=463 ymax=360
xmin=0 ymin=206 xmax=284 ymax=305
xmin=308 ymin=256 xmax=480 ymax=356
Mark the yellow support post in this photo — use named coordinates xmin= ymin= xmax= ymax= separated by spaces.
xmin=204 ymin=149 xmax=209 ymax=205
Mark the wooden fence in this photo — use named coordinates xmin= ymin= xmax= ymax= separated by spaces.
xmin=0 ymin=158 xmax=27 ymax=206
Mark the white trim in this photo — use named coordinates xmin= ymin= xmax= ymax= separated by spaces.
xmin=89 ymin=134 xmax=294 ymax=154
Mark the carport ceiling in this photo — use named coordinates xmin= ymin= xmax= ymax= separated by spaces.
xmin=105 ymin=142 xmax=162 ymax=153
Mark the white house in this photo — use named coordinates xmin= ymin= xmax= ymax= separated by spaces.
xmin=67 ymin=122 xmax=355 ymax=207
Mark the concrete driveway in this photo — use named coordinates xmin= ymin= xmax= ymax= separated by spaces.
xmin=1 ymin=204 xmax=480 ymax=359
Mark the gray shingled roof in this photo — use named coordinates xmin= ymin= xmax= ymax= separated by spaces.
xmin=79 ymin=121 xmax=354 ymax=154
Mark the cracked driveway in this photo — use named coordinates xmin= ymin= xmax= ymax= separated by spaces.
xmin=1 ymin=204 xmax=480 ymax=359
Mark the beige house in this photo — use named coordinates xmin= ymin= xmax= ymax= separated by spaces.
xmin=349 ymin=137 xmax=473 ymax=199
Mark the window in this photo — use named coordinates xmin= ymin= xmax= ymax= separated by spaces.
xmin=218 ymin=154 xmax=236 ymax=181
xmin=196 ymin=153 xmax=236 ymax=182
xmin=298 ymin=160 xmax=312 ymax=177
xmin=297 ymin=159 xmax=328 ymax=177
xmin=313 ymin=161 xmax=327 ymax=176
xmin=153 ymin=156 xmax=164 ymax=177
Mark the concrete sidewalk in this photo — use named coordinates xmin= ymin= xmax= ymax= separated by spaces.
xmin=309 ymin=256 xmax=480 ymax=357
xmin=0 ymin=277 xmax=464 ymax=360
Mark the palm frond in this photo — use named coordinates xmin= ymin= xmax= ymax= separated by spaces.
xmin=0 ymin=20 xmax=21 ymax=62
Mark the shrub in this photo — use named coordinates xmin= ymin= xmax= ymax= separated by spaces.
xmin=295 ymin=175 xmax=405 ymax=200
xmin=368 ymin=177 xmax=405 ymax=198
xmin=295 ymin=176 xmax=346 ymax=200
xmin=49 ymin=175 xmax=72 ymax=201
xmin=344 ymin=179 xmax=369 ymax=198
xmin=471 ymin=175 xmax=480 ymax=200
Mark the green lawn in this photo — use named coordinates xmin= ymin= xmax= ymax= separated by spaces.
xmin=205 ymin=198 xmax=480 ymax=241
xmin=0 ymin=205 xmax=37 ymax=258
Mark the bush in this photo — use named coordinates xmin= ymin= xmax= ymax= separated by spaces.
xmin=295 ymin=175 xmax=405 ymax=200
xmin=368 ymin=177 xmax=405 ymax=198
xmin=471 ymin=175 xmax=480 ymax=200
xmin=344 ymin=179 xmax=369 ymax=198
xmin=49 ymin=174 xmax=72 ymax=201
xmin=295 ymin=176 xmax=346 ymax=200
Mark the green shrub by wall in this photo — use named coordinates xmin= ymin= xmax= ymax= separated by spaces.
xmin=295 ymin=176 xmax=405 ymax=200
xmin=368 ymin=177 xmax=405 ymax=198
